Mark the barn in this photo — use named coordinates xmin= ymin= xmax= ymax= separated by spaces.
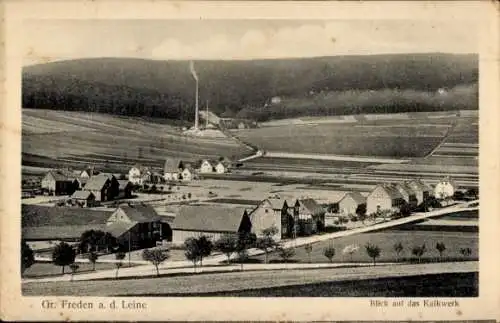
xmin=171 ymin=205 xmax=251 ymax=245
xmin=41 ymin=170 xmax=79 ymax=196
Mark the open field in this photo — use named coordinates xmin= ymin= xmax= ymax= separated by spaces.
xmin=175 ymin=272 xmax=478 ymax=297
xmin=250 ymin=229 xmax=478 ymax=264
xmin=23 ymin=261 xmax=138 ymax=279
xmin=22 ymin=262 xmax=478 ymax=296
xmin=22 ymin=109 xmax=253 ymax=170
xmin=232 ymin=118 xmax=452 ymax=158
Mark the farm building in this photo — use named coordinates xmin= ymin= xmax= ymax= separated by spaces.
xmin=164 ymin=158 xmax=183 ymax=181
xmin=83 ymin=173 xmax=119 ymax=202
xmin=128 ymin=165 xmax=151 ymax=185
xmin=198 ymin=159 xmax=215 ymax=173
xmin=180 ymin=164 xmax=195 ymax=182
xmin=434 ymin=177 xmax=458 ymax=199
xmin=41 ymin=170 xmax=79 ymax=196
xmin=107 ymin=204 xmax=172 ymax=249
xmin=366 ymin=184 xmax=407 ymax=215
xmin=394 ymin=182 xmax=418 ymax=209
xmin=75 ymin=177 xmax=88 ymax=189
xmin=171 ymin=205 xmax=252 ymax=244
xmin=295 ymin=198 xmax=326 ymax=236
xmin=80 ymin=167 xmax=100 ymax=179
xmin=407 ymin=179 xmax=433 ymax=205
xmin=338 ymin=192 xmax=366 ymax=216
xmin=69 ymin=190 xmax=97 ymax=208
xmin=22 ymin=204 xmax=172 ymax=250
xmin=117 ymin=180 xmax=133 ymax=199
xmin=215 ymin=160 xmax=230 ymax=174
xmin=248 ymin=197 xmax=296 ymax=241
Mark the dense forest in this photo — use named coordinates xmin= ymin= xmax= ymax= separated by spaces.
xmin=22 ymin=53 xmax=478 ymax=122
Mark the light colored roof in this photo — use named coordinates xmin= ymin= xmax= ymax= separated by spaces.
xmin=105 ymin=222 xmax=137 ymax=238
xmin=377 ymin=184 xmax=405 ymax=200
xmin=83 ymin=174 xmax=110 ymax=191
xmin=298 ymin=198 xmax=325 ymax=215
xmin=339 ymin=192 xmax=366 ymax=205
xmin=70 ymin=190 xmax=94 ymax=200
xmin=172 ymin=205 xmax=248 ymax=232
xmin=117 ymin=180 xmax=132 ymax=190
xmin=46 ymin=170 xmax=75 ymax=182
xmin=117 ymin=204 xmax=160 ymax=223
xmin=267 ymin=197 xmax=286 ymax=210
xmin=407 ymin=179 xmax=432 ymax=192
xmin=394 ymin=183 xmax=415 ymax=197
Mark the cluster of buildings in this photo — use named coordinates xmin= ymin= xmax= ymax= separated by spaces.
xmin=163 ymin=158 xmax=231 ymax=181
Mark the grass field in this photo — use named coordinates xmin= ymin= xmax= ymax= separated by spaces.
xmin=233 ymin=120 xmax=450 ymax=158
xmin=172 ymin=272 xmax=478 ymax=297
xmin=22 ymin=109 xmax=253 ymax=169
xmin=23 ymin=261 xmax=138 ymax=279
xmin=251 ymin=230 xmax=478 ymax=264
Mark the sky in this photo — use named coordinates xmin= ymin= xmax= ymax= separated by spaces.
xmin=23 ymin=19 xmax=478 ymax=66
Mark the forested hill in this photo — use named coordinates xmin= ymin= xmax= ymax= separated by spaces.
xmin=22 ymin=53 xmax=478 ymax=122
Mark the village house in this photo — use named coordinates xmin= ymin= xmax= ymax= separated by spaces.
xmin=198 ymin=159 xmax=214 ymax=174
xmin=164 ymin=158 xmax=183 ymax=181
xmin=171 ymin=205 xmax=251 ymax=244
xmin=80 ymin=167 xmax=100 ymax=179
xmin=338 ymin=192 xmax=367 ymax=217
xmin=41 ymin=170 xmax=79 ymax=196
xmin=407 ymin=179 xmax=433 ymax=205
xmin=69 ymin=190 xmax=97 ymax=208
xmin=366 ymin=184 xmax=407 ymax=215
xmin=180 ymin=163 xmax=195 ymax=182
xmin=394 ymin=182 xmax=419 ymax=209
xmin=248 ymin=197 xmax=295 ymax=241
xmin=83 ymin=173 xmax=119 ymax=202
xmin=295 ymin=198 xmax=326 ymax=236
xmin=117 ymin=180 xmax=133 ymax=199
xmin=22 ymin=204 xmax=172 ymax=251
xmin=215 ymin=160 xmax=231 ymax=174
xmin=107 ymin=204 xmax=172 ymax=249
xmin=434 ymin=177 xmax=458 ymax=199
xmin=128 ymin=165 xmax=151 ymax=186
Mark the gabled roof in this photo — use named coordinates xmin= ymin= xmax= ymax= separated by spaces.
xmin=339 ymin=192 xmax=366 ymax=205
xmin=105 ymin=221 xmax=137 ymax=238
xmin=374 ymin=184 xmax=405 ymax=200
xmin=164 ymin=158 xmax=183 ymax=173
xmin=394 ymin=183 xmax=416 ymax=197
xmin=408 ymin=179 xmax=432 ymax=192
xmin=116 ymin=204 xmax=160 ymax=223
xmin=82 ymin=168 xmax=100 ymax=176
xmin=117 ymin=180 xmax=132 ymax=190
xmin=182 ymin=163 xmax=195 ymax=172
xmin=297 ymin=198 xmax=325 ymax=215
xmin=45 ymin=170 xmax=75 ymax=182
xmin=172 ymin=205 xmax=248 ymax=232
xmin=266 ymin=197 xmax=286 ymax=210
xmin=70 ymin=190 xmax=94 ymax=200
xmin=83 ymin=174 xmax=110 ymax=191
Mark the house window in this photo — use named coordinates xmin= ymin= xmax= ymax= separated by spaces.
xmin=265 ymin=209 xmax=268 ymax=213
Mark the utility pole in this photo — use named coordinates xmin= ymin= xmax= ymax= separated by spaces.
xmin=206 ymin=99 xmax=209 ymax=129
xmin=128 ymin=231 xmax=131 ymax=266
xmin=194 ymin=79 xmax=199 ymax=130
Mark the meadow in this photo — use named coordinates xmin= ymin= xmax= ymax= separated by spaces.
xmin=22 ymin=109 xmax=253 ymax=170
xmin=250 ymin=230 xmax=478 ymax=264
xmin=232 ymin=118 xmax=453 ymax=158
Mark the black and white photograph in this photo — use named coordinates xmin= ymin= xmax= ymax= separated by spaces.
xmin=17 ymin=16 xmax=483 ymax=298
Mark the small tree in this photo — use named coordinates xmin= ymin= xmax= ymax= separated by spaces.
xmin=21 ymin=240 xmax=35 ymax=276
xmin=342 ymin=244 xmax=359 ymax=262
xmin=87 ymin=251 xmax=98 ymax=271
xmin=393 ymin=242 xmax=404 ymax=262
xmin=411 ymin=244 xmax=427 ymax=263
xmin=356 ymin=204 xmax=367 ymax=224
xmin=460 ymin=247 xmax=472 ymax=258
xmin=435 ymin=242 xmax=446 ymax=260
xmin=236 ymin=232 xmax=256 ymax=270
xmin=184 ymin=237 xmax=201 ymax=272
xmin=52 ymin=242 xmax=76 ymax=274
xmin=197 ymin=235 xmax=213 ymax=267
xmin=114 ymin=251 xmax=126 ymax=278
xmin=214 ymin=234 xmax=238 ymax=264
xmin=69 ymin=263 xmax=79 ymax=282
xmin=277 ymin=246 xmax=295 ymax=263
xmin=323 ymin=245 xmax=336 ymax=263
xmin=142 ymin=248 xmax=170 ymax=276
xmin=365 ymin=243 xmax=381 ymax=266
xmin=304 ymin=244 xmax=313 ymax=263
xmin=255 ymin=226 xmax=279 ymax=264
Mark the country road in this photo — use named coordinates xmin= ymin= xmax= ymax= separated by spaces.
xmin=25 ymin=201 xmax=478 ymax=283
xmin=22 ymin=261 xmax=478 ymax=296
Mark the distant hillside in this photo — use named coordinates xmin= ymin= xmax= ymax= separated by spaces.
xmin=22 ymin=53 xmax=478 ymax=121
